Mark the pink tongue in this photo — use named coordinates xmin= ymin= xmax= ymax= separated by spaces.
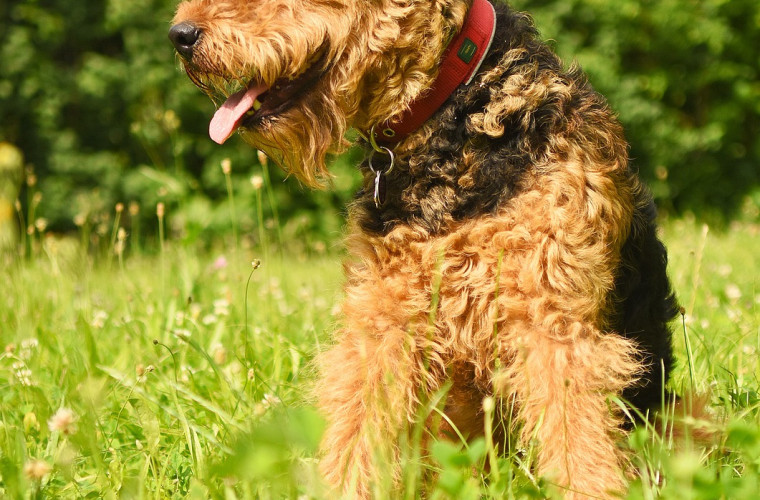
xmin=209 ymin=82 xmax=268 ymax=144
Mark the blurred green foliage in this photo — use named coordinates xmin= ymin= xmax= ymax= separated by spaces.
xmin=1 ymin=0 xmax=758 ymax=243
xmin=0 ymin=0 xmax=361 ymax=248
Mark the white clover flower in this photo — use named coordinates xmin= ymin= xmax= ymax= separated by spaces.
xmin=48 ymin=408 xmax=77 ymax=435
xmin=189 ymin=303 xmax=202 ymax=321
xmin=21 ymin=338 xmax=39 ymax=350
xmin=173 ymin=329 xmax=192 ymax=340
xmin=213 ymin=298 xmax=230 ymax=316
xmin=725 ymin=284 xmax=742 ymax=301
xmin=262 ymin=393 xmax=281 ymax=409
xmin=221 ymin=158 xmax=232 ymax=175
xmin=23 ymin=459 xmax=51 ymax=480
xmin=256 ymin=150 xmax=268 ymax=167
xmin=175 ymin=311 xmax=186 ymax=327
xmin=14 ymin=367 xmax=33 ymax=386
xmin=91 ymin=310 xmax=108 ymax=329
xmin=18 ymin=338 xmax=39 ymax=360
xmin=212 ymin=344 xmax=227 ymax=365
xmin=250 ymin=175 xmax=264 ymax=190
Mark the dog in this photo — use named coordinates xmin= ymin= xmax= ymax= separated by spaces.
xmin=170 ymin=0 xmax=679 ymax=497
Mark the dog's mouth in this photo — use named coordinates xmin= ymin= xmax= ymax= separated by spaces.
xmin=189 ymin=49 xmax=330 ymax=144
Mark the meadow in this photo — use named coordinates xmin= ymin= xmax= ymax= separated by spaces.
xmin=2 ymin=0 xmax=759 ymax=497
xmin=2 ymin=211 xmax=760 ymax=499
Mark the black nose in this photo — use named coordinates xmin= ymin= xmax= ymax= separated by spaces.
xmin=169 ymin=22 xmax=202 ymax=60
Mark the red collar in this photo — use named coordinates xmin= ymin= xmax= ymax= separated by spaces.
xmin=371 ymin=0 xmax=497 ymax=146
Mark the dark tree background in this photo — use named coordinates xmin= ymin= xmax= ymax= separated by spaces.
xmin=1 ymin=0 xmax=758 ymax=244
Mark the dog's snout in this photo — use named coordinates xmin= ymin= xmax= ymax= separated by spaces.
xmin=169 ymin=22 xmax=202 ymax=60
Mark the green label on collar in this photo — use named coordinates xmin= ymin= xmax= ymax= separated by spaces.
xmin=457 ymin=38 xmax=478 ymax=63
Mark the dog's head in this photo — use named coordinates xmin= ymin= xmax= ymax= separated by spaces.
xmin=170 ymin=0 xmax=468 ymax=187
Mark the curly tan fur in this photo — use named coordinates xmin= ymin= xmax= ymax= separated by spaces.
xmin=171 ymin=1 xmax=680 ymax=498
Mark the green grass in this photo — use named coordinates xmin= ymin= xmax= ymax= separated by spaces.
xmin=1 ymin=217 xmax=759 ymax=499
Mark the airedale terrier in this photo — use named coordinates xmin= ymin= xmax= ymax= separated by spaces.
xmin=170 ymin=0 xmax=679 ymax=497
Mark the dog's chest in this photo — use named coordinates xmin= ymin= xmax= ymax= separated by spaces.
xmin=354 ymin=139 xmax=537 ymax=236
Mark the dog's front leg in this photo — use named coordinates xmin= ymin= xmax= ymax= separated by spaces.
xmin=317 ymin=312 xmax=433 ymax=498
xmin=498 ymin=328 xmax=640 ymax=499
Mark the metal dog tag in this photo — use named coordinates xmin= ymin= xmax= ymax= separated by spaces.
xmin=374 ymin=170 xmax=386 ymax=208
xmin=368 ymin=146 xmax=394 ymax=209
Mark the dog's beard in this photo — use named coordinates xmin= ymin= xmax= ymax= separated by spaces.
xmin=183 ymin=46 xmax=353 ymax=188
xmin=239 ymin=90 xmax=350 ymax=188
